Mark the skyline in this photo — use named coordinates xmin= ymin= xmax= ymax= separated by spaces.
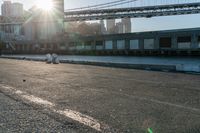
xmin=1 ymin=0 xmax=200 ymax=32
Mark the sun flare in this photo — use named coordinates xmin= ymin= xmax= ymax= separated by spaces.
xmin=36 ymin=0 xmax=54 ymax=11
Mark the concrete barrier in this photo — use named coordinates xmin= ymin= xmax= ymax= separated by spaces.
xmin=60 ymin=60 xmax=176 ymax=72
xmin=176 ymin=64 xmax=200 ymax=72
xmin=2 ymin=55 xmax=200 ymax=73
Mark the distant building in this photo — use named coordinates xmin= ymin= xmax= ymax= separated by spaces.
xmin=11 ymin=3 xmax=23 ymax=17
xmin=115 ymin=22 xmax=123 ymax=34
xmin=1 ymin=0 xmax=12 ymax=17
xmin=0 ymin=0 xmax=64 ymax=46
xmin=100 ymin=20 xmax=106 ymax=34
xmin=53 ymin=0 xmax=64 ymax=18
xmin=1 ymin=1 xmax=23 ymax=17
xmin=122 ymin=18 xmax=131 ymax=33
xmin=106 ymin=19 xmax=115 ymax=34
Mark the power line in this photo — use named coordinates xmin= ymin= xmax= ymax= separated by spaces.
xmin=95 ymin=0 xmax=139 ymax=9
xmin=65 ymin=0 xmax=138 ymax=11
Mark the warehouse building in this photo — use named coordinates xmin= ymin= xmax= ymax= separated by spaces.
xmin=65 ymin=27 xmax=200 ymax=55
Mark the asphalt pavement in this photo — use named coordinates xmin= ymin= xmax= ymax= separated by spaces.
xmin=0 ymin=58 xmax=200 ymax=133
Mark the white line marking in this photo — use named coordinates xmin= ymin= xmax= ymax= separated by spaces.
xmin=55 ymin=109 xmax=101 ymax=131
xmin=0 ymin=84 xmax=103 ymax=132
xmin=121 ymin=93 xmax=200 ymax=113
xmin=21 ymin=95 xmax=55 ymax=108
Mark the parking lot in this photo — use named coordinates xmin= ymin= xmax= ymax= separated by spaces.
xmin=0 ymin=58 xmax=200 ymax=133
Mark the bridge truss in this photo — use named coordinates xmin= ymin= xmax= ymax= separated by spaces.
xmin=64 ymin=2 xmax=200 ymax=21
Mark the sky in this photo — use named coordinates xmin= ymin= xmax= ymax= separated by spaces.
xmin=1 ymin=0 xmax=200 ymax=32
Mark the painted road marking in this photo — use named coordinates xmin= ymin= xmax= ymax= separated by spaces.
xmin=121 ymin=92 xmax=200 ymax=113
xmin=21 ymin=95 xmax=55 ymax=108
xmin=0 ymin=84 xmax=102 ymax=132
xmin=1 ymin=83 xmax=200 ymax=132
xmin=54 ymin=109 xmax=101 ymax=131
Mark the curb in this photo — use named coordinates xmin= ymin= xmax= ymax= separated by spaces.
xmin=60 ymin=60 xmax=176 ymax=72
xmin=0 ymin=56 xmax=177 ymax=73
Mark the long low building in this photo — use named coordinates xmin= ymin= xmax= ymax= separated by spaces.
xmin=66 ymin=27 xmax=200 ymax=55
xmin=2 ymin=27 xmax=200 ymax=56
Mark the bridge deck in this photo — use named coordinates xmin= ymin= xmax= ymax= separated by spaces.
xmin=64 ymin=2 xmax=200 ymax=21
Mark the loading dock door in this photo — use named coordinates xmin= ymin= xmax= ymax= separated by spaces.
xmin=177 ymin=36 xmax=191 ymax=49
xmin=159 ymin=37 xmax=171 ymax=48
xmin=117 ymin=40 xmax=125 ymax=50
xmin=144 ymin=39 xmax=154 ymax=49
xmin=76 ymin=42 xmax=84 ymax=50
xmin=84 ymin=41 xmax=92 ymax=50
xmin=68 ymin=42 xmax=75 ymax=50
xmin=105 ymin=41 xmax=113 ymax=50
xmin=96 ymin=41 xmax=103 ymax=50
xmin=130 ymin=40 xmax=139 ymax=49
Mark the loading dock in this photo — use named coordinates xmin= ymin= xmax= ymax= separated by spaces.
xmin=144 ymin=39 xmax=154 ymax=49
xmin=76 ymin=42 xmax=84 ymax=50
xmin=117 ymin=40 xmax=125 ymax=50
xmin=130 ymin=39 xmax=139 ymax=49
xmin=159 ymin=37 xmax=171 ymax=48
xmin=95 ymin=41 xmax=103 ymax=50
xmin=105 ymin=40 xmax=113 ymax=50
xmin=84 ymin=41 xmax=92 ymax=50
xmin=68 ymin=42 xmax=75 ymax=50
xmin=177 ymin=36 xmax=191 ymax=49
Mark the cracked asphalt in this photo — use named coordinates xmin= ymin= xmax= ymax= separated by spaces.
xmin=0 ymin=58 xmax=200 ymax=133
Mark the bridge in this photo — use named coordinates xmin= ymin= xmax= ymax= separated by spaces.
xmin=64 ymin=1 xmax=200 ymax=21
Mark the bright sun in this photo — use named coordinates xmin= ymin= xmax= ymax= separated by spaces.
xmin=36 ymin=0 xmax=54 ymax=11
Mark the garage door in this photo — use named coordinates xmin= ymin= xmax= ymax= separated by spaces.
xmin=105 ymin=40 xmax=113 ymax=50
xmin=144 ymin=39 xmax=154 ymax=49
xmin=160 ymin=37 xmax=171 ymax=48
xmin=130 ymin=40 xmax=139 ymax=49
xmin=177 ymin=36 xmax=191 ymax=49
